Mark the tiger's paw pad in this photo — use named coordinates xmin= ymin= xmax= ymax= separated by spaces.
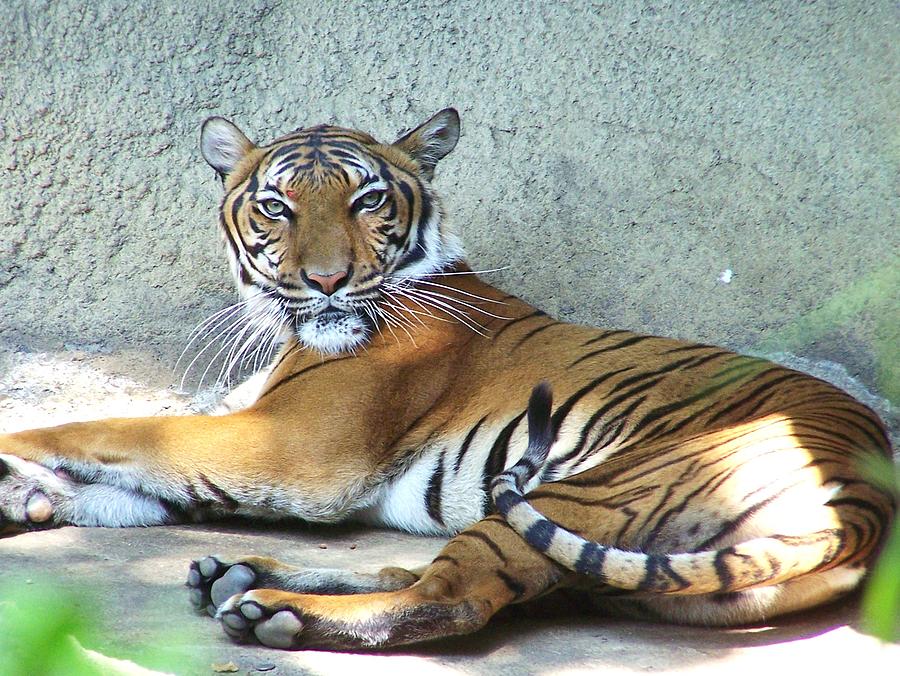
xmin=217 ymin=593 xmax=304 ymax=649
xmin=186 ymin=556 xmax=258 ymax=616
xmin=0 ymin=454 xmax=74 ymax=533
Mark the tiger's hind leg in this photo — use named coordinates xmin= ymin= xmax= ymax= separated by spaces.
xmin=207 ymin=515 xmax=567 ymax=650
xmin=187 ymin=555 xmax=421 ymax=617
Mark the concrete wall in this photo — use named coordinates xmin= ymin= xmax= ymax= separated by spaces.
xmin=1 ymin=1 xmax=897 ymax=404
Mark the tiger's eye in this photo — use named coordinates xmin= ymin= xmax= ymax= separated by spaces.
xmin=259 ymin=199 xmax=287 ymax=218
xmin=356 ymin=190 xmax=386 ymax=211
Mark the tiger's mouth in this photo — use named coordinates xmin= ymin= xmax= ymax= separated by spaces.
xmin=317 ymin=307 xmax=346 ymax=320
xmin=289 ymin=302 xmax=374 ymax=355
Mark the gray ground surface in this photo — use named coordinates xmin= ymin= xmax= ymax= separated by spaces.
xmin=1 ymin=1 xmax=897 ymax=404
xmin=0 ymin=349 xmax=897 ymax=674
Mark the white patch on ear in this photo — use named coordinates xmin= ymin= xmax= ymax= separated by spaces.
xmin=200 ymin=117 xmax=254 ymax=176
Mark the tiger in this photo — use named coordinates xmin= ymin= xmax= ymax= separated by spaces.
xmin=0 ymin=109 xmax=893 ymax=651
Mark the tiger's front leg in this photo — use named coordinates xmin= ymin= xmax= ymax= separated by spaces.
xmin=0 ymin=452 xmax=175 ymax=533
xmin=186 ymin=555 xmax=423 ymax=617
xmin=0 ymin=409 xmax=359 ymax=534
xmin=205 ymin=515 xmax=567 ymax=650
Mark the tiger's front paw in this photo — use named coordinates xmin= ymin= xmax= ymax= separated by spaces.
xmin=186 ymin=556 xmax=258 ymax=617
xmin=216 ymin=590 xmax=304 ymax=649
xmin=0 ymin=454 xmax=75 ymax=535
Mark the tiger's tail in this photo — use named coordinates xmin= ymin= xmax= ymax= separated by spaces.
xmin=491 ymin=383 xmax=860 ymax=595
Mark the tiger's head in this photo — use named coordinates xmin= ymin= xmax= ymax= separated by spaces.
xmin=199 ymin=109 xmax=464 ymax=354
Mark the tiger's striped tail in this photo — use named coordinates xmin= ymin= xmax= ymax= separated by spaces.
xmin=493 ymin=381 xmax=554 ymax=495
xmin=491 ymin=383 xmax=852 ymax=595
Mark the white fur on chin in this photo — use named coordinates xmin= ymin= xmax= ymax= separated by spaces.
xmin=297 ymin=313 xmax=371 ymax=354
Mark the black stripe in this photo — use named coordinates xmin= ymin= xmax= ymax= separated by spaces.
xmin=680 ymin=350 xmax=730 ymax=371
xmin=583 ymin=396 xmax=645 ymax=455
xmin=606 ymin=356 xmax=699 ymax=396
xmin=384 ymin=198 xmax=398 ymax=220
xmin=550 ymin=367 xmax=635 ymax=440
xmin=828 ymin=496 xmax=893 ymax=528
xmin=372 ymin=155 xmax=396 ymax=183
xmin=579 ymin=330 xmax=629 ymax=348
xmin=395 ymin=180 xmax=427 ymax=270
xmin=492 ymin=310 xmax=547 ymax=340
xmin=563 ymin=416 xmax=788 ymax=489
xmin=425 ymin=452 xmax=446 ymax=527
xmin=569 ymin=335 xmax=653 ymax=368
xmin=638 ymin=554 xmax=689 ymax=592
xmin=454 ymin=416 xmax=487 ymax=473
xmin=713 ymin=547 xmax=736 ymax=590
xmin=714 ymin=355 xmax=770 ymax=376
xmin=493 ymin=489 xmax=526 ymax=515
xmin=524 ymin=519 xmax=558 ymax=552
xmin=790 ymin=418 xmax=878 ymax=458
xmin=184 ymin=481 xmax=202 ymax=506
xmin=808 ymin=406 xmax=891 ymax=452
xmin=271 ymin=151 xmax=306 ymax=169
xmin=266 ymin=142 xmax=303 ymax=164
xmin=432 ymin=555 xmax=460 ymax=567
xmin=705 ymin=372 xmax=804 ymax=426
xmin=545 ymin=372 xmax=663 ymax=476
xmin=385 ymin=399 xmax=444 ymax=453
xmin=197 ymin=474 xmax=238 ymax=510
xmin=328 ymin=148 xmax=361 ymax=162
xmin=453 ymin=530 xmax=509 ymax=564
xmin=512 ymin=321 xmax=563 ymax=350
xmin=691 ymin=490 xmax=793 ymax=551
xmin=266 ymin=340 xmax=302 ymax=377
xmin=482 ymin=412 xmax=527 ymax=513
xmin=258 ymin=356 xmax=353 ymax=400
xmin=634 ymin=409 xmax=690 ymax=444
xmin=495 ymin=569 xmax=527 ymax=601
xmin=621 ymin=366 xmax=780 ymax=444
xmin=574 ymin=542 xmax=607 ymax=576
xmin=219 ymin=213 xmax=243 ymax=266
xmin=662 ymin=343 xmax=717 ymax=354
xmin=525 ymin=485 xmax=655 ymax=508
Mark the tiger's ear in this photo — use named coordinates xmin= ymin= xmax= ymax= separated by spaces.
xmin=200 ymin=117 xmax=256 ymax=179
xmin=393 ymin=108 xmax=460 ymax=180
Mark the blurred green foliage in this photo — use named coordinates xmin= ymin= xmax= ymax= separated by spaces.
xmin=860 ymin=457 xmax=900 ymax=642
xmin=0 ymin=576 xmax=205 ymax=675
xmin=0 ymin=581 xmax=104 ymax=676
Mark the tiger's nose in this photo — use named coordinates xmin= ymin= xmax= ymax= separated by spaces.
xmin=302 ymin=269 xmax=349 ymax=295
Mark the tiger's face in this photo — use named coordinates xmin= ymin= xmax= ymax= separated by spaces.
xmin=199 ymin=109 xmax=464 ymax=354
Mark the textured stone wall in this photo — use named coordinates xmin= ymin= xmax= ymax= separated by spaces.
xmin=0 ymin=1 xmax=896 ymax=403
